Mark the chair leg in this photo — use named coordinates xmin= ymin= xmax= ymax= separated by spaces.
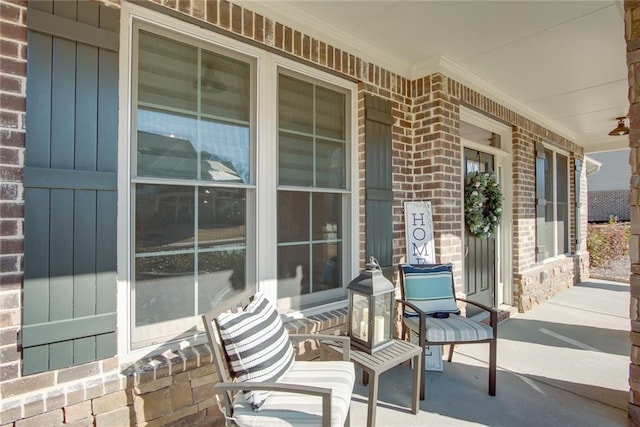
xmin=447 ymin=344 xmax=454 ymax=362
xmin=420 ymin=345 xmax=426 ymax=400
xmin=488 ymin=338 xmax=497 ymax=396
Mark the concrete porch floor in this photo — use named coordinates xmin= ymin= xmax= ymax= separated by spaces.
xmin=349 ymin=278 xmax=629 ymax=426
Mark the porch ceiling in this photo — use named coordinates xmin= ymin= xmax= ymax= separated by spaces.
xmin=236 ymin=0 xmax=628 ymax=153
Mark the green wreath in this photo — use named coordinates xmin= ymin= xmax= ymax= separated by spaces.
xmin=464 ymin=172 xmax=503 ymax=239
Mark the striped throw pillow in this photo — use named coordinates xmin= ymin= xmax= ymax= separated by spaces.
xmin=401 ymin=263 xmax=460 ymax=316
xmin=216 ymin=293 xmax=295 ymax=409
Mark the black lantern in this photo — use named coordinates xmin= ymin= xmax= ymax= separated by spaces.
xmin=347 ymin=257 xmax=395 ymax=353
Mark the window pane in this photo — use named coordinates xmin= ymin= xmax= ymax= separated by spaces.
xmin=544 ymin=149 xmax=554 ymax=258
xmin=279 ymin=75 xmax=313 ymax=133
xmin=137 ymin=123 xmax=197 ymax=180
xmin=316 ymin=86 xmax=345 ymax=139
xmin=278 ymin=191 xmax=310 ymax=243
xmin=135 ymin=254 xmax=194 ymax=326
xmin=277 ymin=245 xmax=310 ymax=298
xmin=556 ymin=153 xmax=569 ymax=254
xmin=201 ymin=51 xmax=250 ymax=122
xmin=313 ymin=243 xmax=341 ymax=291
xmin=135 ymin=184 xmax=194 ymax=253
xmin=279 ymin=132 xmax=313 ymax=186
xmin=199 ymin=187 xmax=246 ymax=248
xmin=316 ymin=139 xmax=345 ymax=189
xmin=138 ymin=31 xmax=197 ymax=111
xmin=198 ymin=250 xmax=246 ymax=313
xmin=312 ymin=193 xmax=341 ymax=241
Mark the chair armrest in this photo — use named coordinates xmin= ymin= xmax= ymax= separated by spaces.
xmin=214 ymin=380 xmax=332 ymax=397
xmin=456 ymin=298 xmax=498 ymax=328
xmin=289 ymin=334 xmax=351 ymax=361
xmin=214 ymin=381 xmax=333 ymax=427
xmin=396 ymin=299 xmax=427 ymax=347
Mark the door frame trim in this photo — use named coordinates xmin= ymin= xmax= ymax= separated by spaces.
xmin=460 ymin=108 xmax=513 ymax=308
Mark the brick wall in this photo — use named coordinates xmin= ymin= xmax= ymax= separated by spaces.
xmin=625 ymin=1 xmax=640 ymax=424
xmin=0 ymin=0 xmax=26 ymax=406
xmin=0 ymin=0 xmax=591 ymax=425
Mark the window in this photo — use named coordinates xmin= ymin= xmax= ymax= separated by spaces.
xmin=277 ymin=73 xmax=349 ymax=310
xmin=130 ymin=26 xmax=255 ymax=348
xmin=536 ymin=144 xmax=570 ymax=260
xmin=125 ymin=18 xmax=354 ymax=350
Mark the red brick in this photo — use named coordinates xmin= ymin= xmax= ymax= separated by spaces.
xmin=254 ymin=13 xmax=264 ymax=43
xmin=205 ymin=0 xmax=217 ymax=24
xmin=0 ymin=202 xmax=23 ymax=218
xmin=231 ymin=3 xmax=242 ymax=34
xmin=219 ymin=0 xmax=230 ymax=29
xmin=0 ymin=255 xmax=19 ymax=273
xmin=0 ymin=2 xmax=22 ymax=23
xmin=0 ymin=183 xmax=20 ymax=200
xmin=0 ymin=75 xmax=21 ymax=94
xmin=0 ymin=111 xmax=19 ymax=128
xmin=0 ymin=148 xmax=20 ymax=166
xmin=162 ymin=0 xmax=177 ymax=9
xmin=0 ymin=93 xmax=27 ymax=112
xmin=1 ymin=21 xmax=27 ymax=43
xmin=0 ymin=238 xmax=23 ymax=254
xmin=0 ymin=220 xmax=19 ymax=236
xmin=0 ymin=130 xmax=25 ymax=147
xmin=0 ymin=166 xmax=22 ymax=182
xmin=0 ymin=273 xmax=22 ymax=289
xmin=275 ymin=23 xmax=283 ymax=49
xmin=242 ymin=8 xmax=253 ymax=38
xmin=177 ymin=0 xmax=190 ymax=13
xmin=0 ymin=40 xmax=21 ymax=60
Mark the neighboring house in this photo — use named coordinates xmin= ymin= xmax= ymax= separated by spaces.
xmin=0 ymin=0 xmax=595 ymax=425
xmin=587 ymin=149 xmax=630 ymax=222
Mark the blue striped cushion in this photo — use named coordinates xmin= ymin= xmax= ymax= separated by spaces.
xmin=404 ymin=314 xmax=493 ymax=342
xmin=401 ymin=264 xmax=459 ymax=315
xmin=217 ymin=293 xmax=295 ymax=409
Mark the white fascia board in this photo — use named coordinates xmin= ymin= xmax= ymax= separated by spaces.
xmin=583 ymin=137 xmax=630 ymax=153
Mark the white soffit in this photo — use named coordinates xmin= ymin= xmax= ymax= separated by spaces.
xmin=235 ymin=0 xmax=628 ymax=150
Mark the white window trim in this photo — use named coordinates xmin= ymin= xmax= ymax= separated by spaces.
xmin=117 ymin=2 xmax=359 ymax=362
xmin=540 ymin=142 xmax=571 ymax=261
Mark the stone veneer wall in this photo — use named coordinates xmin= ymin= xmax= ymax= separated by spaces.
xmin=625 ymin=1 xmax=640 ymax=425
xmin=0 ymin=0 xmax=589 ymax=425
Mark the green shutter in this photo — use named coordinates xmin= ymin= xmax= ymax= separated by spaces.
xmin=364 ymin=95 xmax=393 ymax=277
xmin=535 ymin=143 xmax=547 ymax=262
xmin=22 ymin=0 xmax=119 ymax=375
xmin=575 ymin=159 xmax=583 ymax=248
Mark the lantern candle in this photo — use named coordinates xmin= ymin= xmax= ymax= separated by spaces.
xmin=360 ymin=320 xmax=368 ymax=340
xmin=374 ymin=316 xmax=385 ymax=343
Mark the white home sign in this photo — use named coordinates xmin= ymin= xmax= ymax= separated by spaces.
xmin=404 ymin=201 xmax=435 ymax=265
